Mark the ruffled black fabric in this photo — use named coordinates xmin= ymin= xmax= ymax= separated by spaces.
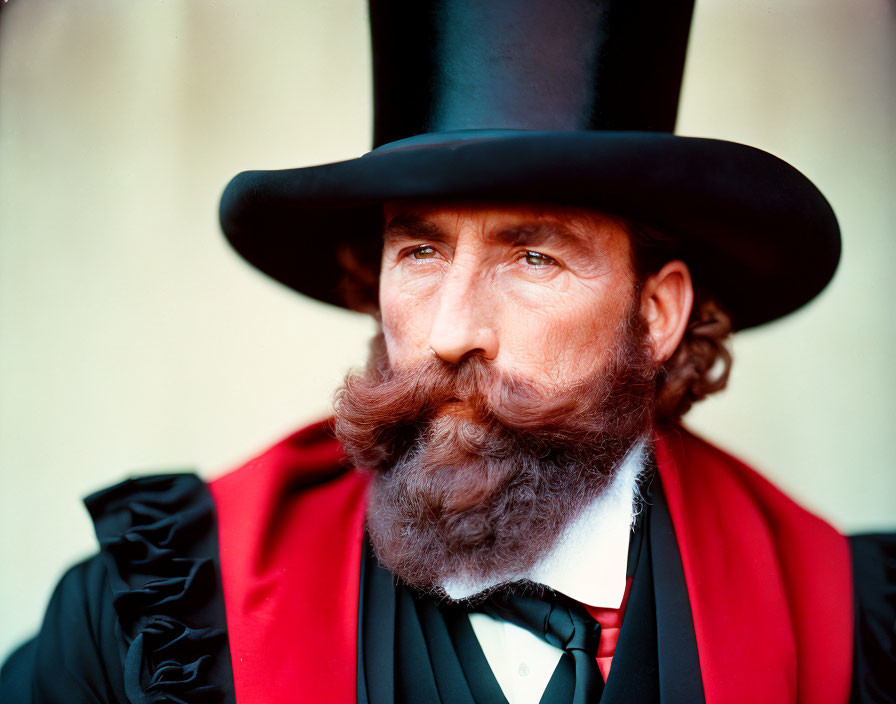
xmin=850 ymin=533 xmax=896 ymax=703
xmin=85 ymin=474 xmax=235 ymax=704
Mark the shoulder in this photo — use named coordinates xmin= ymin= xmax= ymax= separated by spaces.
xmin=656 ymin=423 xmax=851 ymax=595
xmin=0 ymin=555 xmax=126 ymax=703
xmin=657 ymin=425 xmax=896 ymax=700
xmin=209 ymin=418 xmax=351 ymax=498
xmin=1 ymin=473 xmax=236 ymax=704
xmin=655 ymin=423 xmax=845 ymax=541
xmin=208 ymin=419 xmax=369 ymax=558
xmin=2 ymin=423 xmax=355 ymax=703
xmin=849 ymin=532 xmax=896 ymax=701
xmin=207 ymin=418 xmax=369 ymax=593
xmin=655 ymin=425 xmax=857 ymax=701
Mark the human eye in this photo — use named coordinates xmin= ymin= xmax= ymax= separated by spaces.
xmin=520 ymin=250 xmax=555 ymax=268
xmin=410 ymin=245 xmax=439 ymax=260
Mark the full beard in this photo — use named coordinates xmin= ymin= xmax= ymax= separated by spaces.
xmin=333 ymin=307 xmax=658 ymax=597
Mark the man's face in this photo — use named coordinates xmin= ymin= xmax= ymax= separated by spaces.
xmin=334 ymin=201 xmax=691 ymax=594
xmin=379 ymin=202 xmax=640 ymax=385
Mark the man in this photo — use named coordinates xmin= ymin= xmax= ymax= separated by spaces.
xmin=1 ymin=1 xmax=892 ymax=702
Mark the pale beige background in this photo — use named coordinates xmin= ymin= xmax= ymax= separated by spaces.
xmin=1 ymin=0 xmax=893 ymax=659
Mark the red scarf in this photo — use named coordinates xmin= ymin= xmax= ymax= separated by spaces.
xmin=210 ymin=422 xmax=852 ymax=703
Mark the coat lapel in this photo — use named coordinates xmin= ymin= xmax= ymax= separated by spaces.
xmin=600 ymin=471 xmax=705 ymax=704
xmin=650 ymin=474 xmax=705 ymax=704
xmin=599 ymin=493 xmax=661 ymax=704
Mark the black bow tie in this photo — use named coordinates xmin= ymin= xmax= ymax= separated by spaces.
xmin=479 ymin=586 xmax=605 ymax=704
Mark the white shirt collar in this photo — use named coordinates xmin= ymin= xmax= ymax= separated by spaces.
xmin=442 ymin=440 xmax=647 ymax=608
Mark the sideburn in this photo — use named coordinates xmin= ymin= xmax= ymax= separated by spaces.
xmin=333 ymin=308 xmax=658 ymax=595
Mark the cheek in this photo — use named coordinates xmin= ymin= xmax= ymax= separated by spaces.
xmin=379 ymin=275 xmax=434 ymax=363
xmin=498 ymin=281 xmax=632 ymax=379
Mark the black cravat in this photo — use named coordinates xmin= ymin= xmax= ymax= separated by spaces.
xmin=481 ymin=588 xmax=605 ymax=704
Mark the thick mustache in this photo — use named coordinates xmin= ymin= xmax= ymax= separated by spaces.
xmin=334 ymin=352 xmax=648 ymax=474
xmin=339 ymin=355 xmax=584 ymax=432
xmin=334 ymin=357 xmax=501 ymax=468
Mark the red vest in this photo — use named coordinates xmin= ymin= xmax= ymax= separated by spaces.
xmin=209 ymin=422 xmax=853 ymax=704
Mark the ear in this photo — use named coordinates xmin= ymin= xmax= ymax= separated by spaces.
xmin=639 ymin=260 xmax=694 ymax=363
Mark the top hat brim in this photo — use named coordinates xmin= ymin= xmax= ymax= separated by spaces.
xmin=219 ymin=130 xmax=840 ymax=331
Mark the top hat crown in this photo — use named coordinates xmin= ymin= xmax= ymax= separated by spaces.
xmin=370 ymin=0 xmax=695 ymax=144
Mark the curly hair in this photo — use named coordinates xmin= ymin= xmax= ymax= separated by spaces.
xmin=337 ymin=214 xmax=733 ymax=423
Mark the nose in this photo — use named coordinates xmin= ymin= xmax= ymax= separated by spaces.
xmin=428 ymin=265 xmax=498 ymax=364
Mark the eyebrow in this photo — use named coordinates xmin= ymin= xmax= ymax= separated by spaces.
xmin=382 ymin=214 xmax=447 ymax=244
xmin=494 ymin=222 xmax=591 ymax=251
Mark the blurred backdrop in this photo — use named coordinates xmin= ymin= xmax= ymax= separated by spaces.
xmin=1 ymin=0 xmax=894 ymax=659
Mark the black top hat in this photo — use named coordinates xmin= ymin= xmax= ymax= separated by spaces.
xmin=220 ymin=0 xmax=840 ymax=330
